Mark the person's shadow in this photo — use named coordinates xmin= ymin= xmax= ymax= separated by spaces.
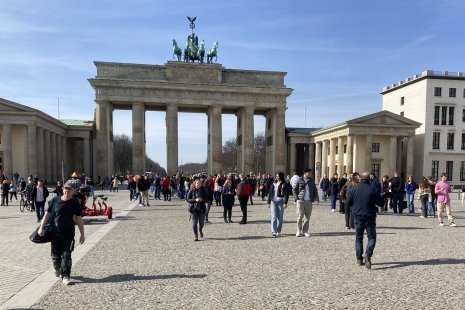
xmin=374 ymin=258 xmax=465 ymax=270
xmin=72 ymin=273 xmax=207 ymax=284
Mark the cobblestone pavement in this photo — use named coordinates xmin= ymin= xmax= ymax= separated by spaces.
xmin=0 ymin=189 xmax=135 ymax=310
xmin=4 ymin=191 xmax=465 ymax=309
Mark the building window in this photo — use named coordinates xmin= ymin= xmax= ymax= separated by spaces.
xmin=400 ymin=96 xmax=405 ymax=105
xmin=335 ymin=146 xmax=338 ymax=155
xmin=434 ymin=87 xmax=442 ymax=97
xmin=371 ymin=164 xmax=380 ymax=178
xmin=432 ymin=132 xmax=440 ymax=149
xmin=463 ymin=88 xmax=465 ymax=98
xmin=434 ymin=106 xmax=440 ymax=125
xmin=432 ymin=161 xmax=439 ymax=181
xmin=449 ymin=88 xmax=456 ymax=97
xmin=462 ymin=133 xmax=465 ymax=150
xmin=461 ymin=161 xmax=465 ymax=181
xmin=446 ymin=161 xmax=453 ymax=181
xmin=441 ymin=106 xmax=447 ymax=125
xmin=372 ymin=143 xmax=380 ymax=152
xmin=400 ymin=111 xmax=404 ymax=117
xmin=463 ymin=109 xmax=465 ymax=122
xmin=449 ymin=107 xmax=454 ymax=125
xmin=447 ymin=133 xmax=454 ymax=150
xmin=343 ymin=144 xmax=347 ymax=154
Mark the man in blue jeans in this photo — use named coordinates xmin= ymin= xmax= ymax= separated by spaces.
xmin=346 ymin=172 xmax=383 ymax=269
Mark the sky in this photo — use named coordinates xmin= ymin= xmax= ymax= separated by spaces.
xmin=2 ymin=0 xmax=465 ymax=170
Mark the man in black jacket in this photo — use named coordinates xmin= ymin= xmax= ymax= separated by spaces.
xmin=346 ymin=172 xmax=383 ymax=269
xmin=390 ymin=172 xmax=404 ymax=214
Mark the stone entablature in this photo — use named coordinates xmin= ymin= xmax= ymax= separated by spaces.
xmin=93 ymin=61 xmax=288 ymax=88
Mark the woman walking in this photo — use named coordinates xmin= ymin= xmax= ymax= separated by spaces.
xmin=222 ymin=178 xmax=236 ymax=223
xmin=267 ymin=172 xmax=289 ymax=237
xmin=343 ymin=172 xmax=360 ymax=229
xmin=204 ymin=177 xmax=214 ymax=223
xmin=418 ymin=177 xmax=430 ymax=218
xmin=187 ymin=179 xmax=207 ymax=241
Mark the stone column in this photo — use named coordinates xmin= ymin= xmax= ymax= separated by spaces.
xmin=328 ymin=138 xmax=335 ymax=176
xmin=337 ymin=137 xmax=344 ymax=175
xmin=166 ymin=103 xmax=178 ymax=176
xmin=315 ymin=141 xmax=322 ymax=181
xmin=44 ymin=130 xmax=51 ymax=182
xmin=389 ymin=136 xmax=397 ymax=177
xmin=96 ymin=100 xmax=109 ymax=177
xmin=56 ymin=134 xmax=62 ymax=181
xmin=1 ymin=124 xmax=13 ymax=179
xmin=62 ymin=136 xmax=67 ymax=180
xmin=132 ymin=102 xmax=146 ymax=175
xmin=346 ymin=135 xmax=354 ymax=174
xmin=27 ymin=125 xmax=37 ymax=176
xmin=308 ymin=143 xmax=315 ymax=174
xmin=397 ymin=137 xmax=403 ymax=173
xmin=237 ymin=107 xmax=255 ymax=174
xmin=289 ymin=142 xmax=297 ymax=175
xmin=321 ymin=140 xmax=328 ymax=177
xmin=264 ymin=110 xmax=275 ymax=174
xmin=36 ymin=128 xmax=45 ymax=180
xmin=365 ymin=135 xmax=372 ymax=172
xmin=83 ymin=137 xmax=91 ymax=177
xmin=406 ymin=135 xmax=415 ymax=177
xmin=274 ymin=107 xmax=286 ymax=173
xmin=107 ymin=102 xmax=114 ymax=175
xmin=50 ymin=132 xmax=57 ymax=182
xmin=208 ymin=106 xmax=222 ymax=175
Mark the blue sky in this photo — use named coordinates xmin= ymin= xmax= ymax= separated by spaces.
xmin=2 ymin=0 xmax=465 ymax=169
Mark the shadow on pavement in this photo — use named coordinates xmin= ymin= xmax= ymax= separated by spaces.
xmin=73 ymin=273 xmax=207 ymax=283
xmin=377 ymin=226 xmax=431 ymax=230
xmin=207 ymin=235 xmax=270 ymax=241
xmin=374 ymin=258 xmax=465 ymax=270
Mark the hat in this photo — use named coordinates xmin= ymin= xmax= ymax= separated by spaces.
xmin=71 ymin=172 xmax=78 ymax=178
xmin=64 ymin=179 xmax=78 ymax=190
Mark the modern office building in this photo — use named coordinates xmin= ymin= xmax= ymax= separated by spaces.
xmin=382 ymin=70 xmax=465 ymax=183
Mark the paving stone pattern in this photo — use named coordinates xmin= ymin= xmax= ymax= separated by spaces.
xmin=30 ymin=193 xmax=465 ymax=310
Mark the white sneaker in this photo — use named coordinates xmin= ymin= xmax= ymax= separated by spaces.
xmin=439 ymin=222 xmax=444 ymax=226
xmin=304 ymin=233 xmax=310 ymax=237
xmin=331 ymin=209 xmax=335 ymax=212
xmin=276 ymin=233 xmax=281 ymax=237
xmin=62 ymin=276 xmax=73 ymax=285
xmin=450 ymin=222 xmax=456 ymax=227
xmin=138 ymin=204 xmax=142 ymax=207
xmin=296 ymin=231 xmax=303 ymax=237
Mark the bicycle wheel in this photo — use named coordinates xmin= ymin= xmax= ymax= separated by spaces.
xmin=25 ymin=200 xmax=32 ymax=212
xmin=19 ymin=199 xmax=25 ymax=212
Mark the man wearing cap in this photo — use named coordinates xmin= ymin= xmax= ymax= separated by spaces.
xmin=38 ymin=179 xmax=85 ymax=285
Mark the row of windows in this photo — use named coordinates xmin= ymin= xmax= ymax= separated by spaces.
xmin=433 ymin=107 xmax=465 ymax=125
xmin=329 ymin=142 xmax=381 ymax=155
xmin=434 ymin=87 xmax=465 ymax=98
xmin=431 ymin=160 xmax=465 ymax=181
xmin=432 ymin=132 xmax=465 ymax=150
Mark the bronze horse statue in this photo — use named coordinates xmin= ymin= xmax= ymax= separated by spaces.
xmin=172 ymin=39 xmax=182 ymax=61
xmin=183 ymin=38 xmax=205 ymax=63
xmin=207 ymin=42 xmax=218 ymax=63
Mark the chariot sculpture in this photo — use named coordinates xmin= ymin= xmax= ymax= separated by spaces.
xmin=172 ymin=17 xmax=219 ymax=64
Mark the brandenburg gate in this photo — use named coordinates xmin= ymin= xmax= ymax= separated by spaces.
xmin=88 ymin=61 xmax=293 ymax=177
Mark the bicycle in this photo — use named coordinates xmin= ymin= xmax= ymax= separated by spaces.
xmin=19 ymin=191 xmax=33 ymax=212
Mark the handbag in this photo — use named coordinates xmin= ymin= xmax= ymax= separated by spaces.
xmin=29 ymin=197 xmax=57 ymax=244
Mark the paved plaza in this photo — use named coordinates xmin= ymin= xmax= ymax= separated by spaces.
xmin=1 ymin=190 xmax=464 ymax=309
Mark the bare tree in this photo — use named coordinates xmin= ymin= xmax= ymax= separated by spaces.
xmin=114 ymin=134 xmax=166 ymax=175
xmin=254 ymin=132 xmax=266 ymax=174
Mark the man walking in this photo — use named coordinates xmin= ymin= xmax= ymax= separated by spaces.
xmin=390 ymin=172 xmax=404 ymax=214
xmin=31 ymin=180 xmax=49 ymax=222
xmin=38 ymin=179 xmax=85 ymax=285
xmin=346 ymin=172 xmax=383 ymax=269
xmin=236 ymin=173 xmax=252 ymax=224
xmin=435 ymin=173 xmax=456 ymax=227
xmin=293 ymin=168 xmax=319 ymax=237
